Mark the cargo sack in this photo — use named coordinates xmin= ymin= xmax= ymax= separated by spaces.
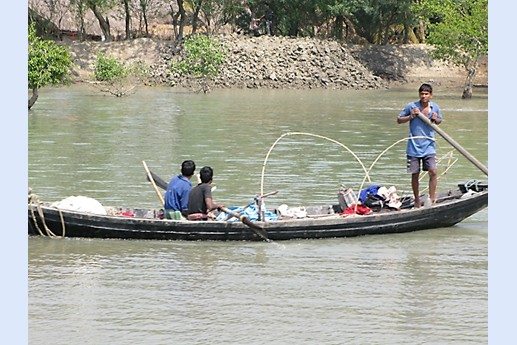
xmin=364 ymin=194 xmax=384 ymax=211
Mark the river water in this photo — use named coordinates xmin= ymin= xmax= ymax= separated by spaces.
xmin=28 ymin=85 xmax=488 ymax=344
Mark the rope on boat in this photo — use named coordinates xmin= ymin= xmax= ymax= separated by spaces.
xmin=28 ymin=190 xmax=65 ymax=238
xmin=418 ymin=150 xmax=457 ymax=194
xmin=359 ymin=136 xmax=457 ymax=197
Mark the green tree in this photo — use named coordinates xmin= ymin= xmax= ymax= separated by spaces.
xmin=414 ymin=0 xmax=488 ymax=98
xmin=28 ymin=23 xmax=73 ymax=110
xmin=272 ymin=0 xmax=321 ymax=37
xmin=86 ymin=0 xmax=117 ymax=41
xmin=347 ymin=0 xmax=415 ymax=44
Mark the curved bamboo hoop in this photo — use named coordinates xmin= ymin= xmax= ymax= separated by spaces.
xmin=260 ymin=132 xmax=371 ymax=196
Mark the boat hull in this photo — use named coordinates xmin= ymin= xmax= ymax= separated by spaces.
xmin=28 ymin=190 xmax=488 ymax=241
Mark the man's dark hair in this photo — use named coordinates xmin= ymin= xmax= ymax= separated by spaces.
xmin=181 ymin=160 xmax=196 ymax=177
xmin=419 ymin=83 xmax=433 ymax=93
xmin=199 ymin=166 xmax=213 ymax=183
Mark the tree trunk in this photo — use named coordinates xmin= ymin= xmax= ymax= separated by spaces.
xmin=382 ymin=22 xmax=390 ymax=45
xmin=28 ymin=87 xmax=39 ymax=110
xmin=76 ymin=5 xmax=86 ymax=41
xmin=142 ymin=5 xmax=149 ymax=36
xmin=89 ymin=3 xmax=112 ymax=41
xmin=177 ymin=0 xmax=186 ymax=41
xmin=191 ymin=0 xmax=203 ymax=35
xmin=170 ymin=3 xmax=179 ymax=39
xmin=403 ymin=22 xmax=410 ymax=44
xmin=79 ymin=17 xmax=86 ymax=41
xmin=416 ymin=19 xmax=425 ymax=43
xmin=123 ymin=0 xmax=131 ymax=40
xmin=334 ymin=15 xmax=344 ymax=41
xmin=343 ymin=16 xmax=357 ymax=43
xmin=462 ymin=58 xmax=479 ymax=99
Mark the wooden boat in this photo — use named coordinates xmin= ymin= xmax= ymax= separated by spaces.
xmin=28 ymin=178 xmax=488 ymax=242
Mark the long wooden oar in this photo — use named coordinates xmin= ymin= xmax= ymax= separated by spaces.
xmin=146 ymin=169 xmax=271 ymax=242
xmin=146 ymin=169 xmax=168 ymax=190
xmin=218 ymin=206 xmax=271 ymax=242
xmin=416 ymin=113 xmax=488 ymax=176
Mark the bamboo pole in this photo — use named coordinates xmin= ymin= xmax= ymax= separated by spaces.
xmin=416 ymin=113 xmax=488 ymax=176
xmin=142 ymin=161 xmax=165 ymax=205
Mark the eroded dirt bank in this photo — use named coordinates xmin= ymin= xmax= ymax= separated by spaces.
xmin=64 ymin=34 xmax=487 ymax=90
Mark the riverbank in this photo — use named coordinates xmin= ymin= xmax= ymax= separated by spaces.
xmin=64 ymin=34 xmax=487 ymax=90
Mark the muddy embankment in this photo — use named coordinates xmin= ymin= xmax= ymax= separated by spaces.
xmin=64 ymin=34 xmax=487 ymax=90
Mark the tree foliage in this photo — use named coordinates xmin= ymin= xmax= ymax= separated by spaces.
xmin=28 ymin=0 xmax=488 ymax=98
xmin=86 ymin=0 xmax=117 ymax=40
xmin=418 ymin=0 xmax=488 ymax=64
xmin=414 ymin=0 xmax=488 ymax=98
xmin=30 ymin=0 xmax=482 ymax=46
xmin=28 ymin=22 xmax=73 ymax=109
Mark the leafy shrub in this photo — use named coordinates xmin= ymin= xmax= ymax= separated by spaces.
xmin=94 ymin=52 xmax=127 ymax=82
xmin=171 ymin=34 xmax=227 ymax=77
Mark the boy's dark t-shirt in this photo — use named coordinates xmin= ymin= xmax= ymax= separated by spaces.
xmin=187 ymin=183 xmax=212 ymax=214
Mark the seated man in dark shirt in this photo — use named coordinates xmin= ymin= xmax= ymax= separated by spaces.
xmin=187 ymin=166 xmax=223 ymax=220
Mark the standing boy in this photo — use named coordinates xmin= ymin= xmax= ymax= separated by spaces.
xmin=397 ymin=83 xmax=443 ymax=207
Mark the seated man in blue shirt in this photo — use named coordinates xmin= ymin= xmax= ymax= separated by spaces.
xmin=164 ymin=160 xmax=196 ymax=219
